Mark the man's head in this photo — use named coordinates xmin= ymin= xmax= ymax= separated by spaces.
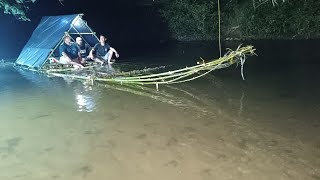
xmin=63 ymin=35 xmax=71 ymax=45
xmin=99 ymin=35 xmax=107 ymax=44
xmin=76 ymin=37 xmax=83 ymax=45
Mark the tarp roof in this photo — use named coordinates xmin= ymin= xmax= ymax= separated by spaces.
xmin=16 ymin=14 xmax=99 ymax=68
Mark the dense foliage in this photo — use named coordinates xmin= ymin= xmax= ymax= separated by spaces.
xmin=158 ymin=0 xmax=218 ymax=41
xmin=157 ymin=0 xmax=320 ymax=40
xmin=0 ymin=0 xmax=36 ymax=21
xmin=236 ymin=0 xmax=320 ymax=39
xmin=0 ymin=0 xmax=63 ymax=21
xmin=1 ymin=0 xmax=319 ymax=40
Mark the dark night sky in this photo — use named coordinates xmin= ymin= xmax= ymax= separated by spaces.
xmin=0 ymin=0 xmax=167 ymax=59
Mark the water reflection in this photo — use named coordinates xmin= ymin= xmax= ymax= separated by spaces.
xmin=14 ymin=66 xmax=99 ymax=113
xmin=73 ymin=83 xmax=97 ymax=112
xmin=16 ymin=68 xmax=50 ymax=84
xmin=61 ymin=76 xmax=100 ymax=112
xmin=10 ymin=61 xmax=248 ymax=115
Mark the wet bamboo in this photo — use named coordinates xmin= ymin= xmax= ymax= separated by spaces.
xmin=119 ymin=45 xmax=254 ymax=80
xmin=45 ymin=45 xmax=256 ymax=86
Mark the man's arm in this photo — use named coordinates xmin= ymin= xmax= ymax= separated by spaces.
xmin=62 ymin=52 xmax=83 ymax=67
xmin=62 ymin=52 xmax=72 ymax=62
xmin=89 ymin=49 xmax=94 ymax=59
xmin=89 ymin=44 xmax=97 ymax=59
xmin=76 ymin=45 xmax=81 ymax=59
xmin=78 ymin=51 xmax=84 ymax=64
xmin=110 ymin=47 xmax=119 ymax=58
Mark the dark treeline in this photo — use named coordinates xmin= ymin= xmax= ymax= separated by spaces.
xmin=157 ymin=0 xmax=320 ymax=40
xmin=1 ymin=0 xmax=319 ymax=41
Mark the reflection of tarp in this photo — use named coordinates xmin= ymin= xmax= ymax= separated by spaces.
xmin=15 ymin=68 xmax=53 ymax=88
xmin=16 ymin=14 xmax=99 ymax=69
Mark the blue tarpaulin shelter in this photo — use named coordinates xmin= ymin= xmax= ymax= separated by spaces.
xmin=16 ymin=14 xmax=99 ymax=69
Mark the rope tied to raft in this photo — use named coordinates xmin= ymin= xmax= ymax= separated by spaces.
xmin=240 ymin=54 xmax=246 ymax=80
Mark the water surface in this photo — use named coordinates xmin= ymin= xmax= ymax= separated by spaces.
xmin=0 ymin=41 xmax=319 ymax=180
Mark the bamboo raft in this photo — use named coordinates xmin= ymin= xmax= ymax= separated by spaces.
xmin=43 ymin=45 xmax=255 ymax=89
xmin=3 ymin=45 xmax=255 ymax=89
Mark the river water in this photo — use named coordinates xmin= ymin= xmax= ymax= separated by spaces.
xmin=0 ymin=40 xmax=319 ymax=180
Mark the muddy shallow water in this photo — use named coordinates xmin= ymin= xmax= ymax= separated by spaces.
xmin=0 ymin=40 xmax=319 ymax=180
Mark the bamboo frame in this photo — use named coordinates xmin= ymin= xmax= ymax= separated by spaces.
xmin=40 ymin=14 xmax=99 ymax=68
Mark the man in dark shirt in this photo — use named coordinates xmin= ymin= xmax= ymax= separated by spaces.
xmin=76 ymin=37 xmax=103 ymax=65
xmin=89 ymin=35 xmax=119 ymax=64
xmin=59 ymin=35 xmax=83 ymax=68
xmin=76 ymin=37 xmax=90 ymax=59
